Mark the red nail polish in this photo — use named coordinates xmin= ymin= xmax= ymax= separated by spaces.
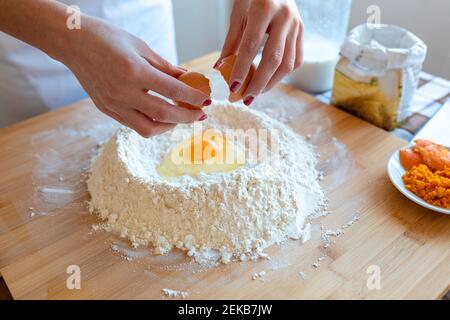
xmin=203 ymin=99 xmax=212 ymax=107
xmin=243 ymin=96 xmax=254 ymax=106
xmin=199 ymin=114 xmax=208 ymax=121
xmin=230 ymin=81 xmax=241 ymax=93
xmin=213 ymin=60 xmax=223 ymax=69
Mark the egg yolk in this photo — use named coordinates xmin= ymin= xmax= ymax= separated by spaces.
xmin=175 ymin=130 xmax=225 ymax=165
xmin=188 ymin=137 xmax=220 ymax=163
xmin=157 ymin=130 xmax=244 ymax=177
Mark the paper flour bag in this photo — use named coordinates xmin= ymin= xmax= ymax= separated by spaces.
xmin=331 ymin=24 xmax=427 ymax=130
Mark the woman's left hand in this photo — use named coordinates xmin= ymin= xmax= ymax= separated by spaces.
xmin=215 ymin=0 xmax=303 ymax=106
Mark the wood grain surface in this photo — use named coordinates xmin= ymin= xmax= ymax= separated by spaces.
xmin=0 ymin=53 xmax=448 ymax=300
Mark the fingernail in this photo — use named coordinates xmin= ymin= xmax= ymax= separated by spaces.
xmin=198 ymin=114 xmax=208 ymax=121
xmin=213 ymin=60 xmax=223 ymax=69
xmin=243 ymin=96 xmax=254 ymax=106
xmin=230 ymin=81 xmax=241 ymax=93
xmin=179 ymin=67 xmax=188 ymax=72
xmin=202 ymin=99 xmax=212 ymax=107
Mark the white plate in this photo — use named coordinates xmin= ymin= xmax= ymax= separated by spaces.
xmin=387 ymin=147 xmax=450 ymax=215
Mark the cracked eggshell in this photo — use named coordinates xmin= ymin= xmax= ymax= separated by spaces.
xmin=218 ymin=54 xmax=256 ymax=102
xmin=176 ymin=71 xmax=212 ymax=109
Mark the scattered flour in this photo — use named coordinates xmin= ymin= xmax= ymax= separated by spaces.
xmin=321 ymin=213 xmax=360 ymax=248
xmin=110 ymin=242 xmax=150 ymax=261
xmin=161 ymin=288 xmax=188 ymax=299
xmin=251 ymin=271 xmax=267 ymax=280
xmin=87 ymin=101 xmax=325 ymax=265
xmin=29 ymin=207 xmax=36 ymax=217
xmin=301 ymin=223 xmax=312 ymax=244
xmin=312 ymin=255 xmax=326 ymax=268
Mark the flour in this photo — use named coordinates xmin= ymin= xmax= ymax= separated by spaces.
xmin=161 ymin=288 xmax=188 ymax=299
xmin=301 ymin=223 xmax=312 ymax=243
xmin=251 ymin=271 xmax=266 ymax=280
xmin=312 ymin=255 xmax=326 ymax=268
xmin=87 ymin=101 xmax=325 ymax=264
xmin=320 ymin=213 xmax=360 ymax=248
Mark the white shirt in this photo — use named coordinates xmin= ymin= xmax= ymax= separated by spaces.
xmin=0 ymin=0 xmax=177 ymax=127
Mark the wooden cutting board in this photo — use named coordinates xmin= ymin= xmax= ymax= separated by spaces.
xmin=0 ymin=53 xmax=449 ymax=300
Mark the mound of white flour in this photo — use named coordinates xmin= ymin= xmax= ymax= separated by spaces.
xmin=87 ymin=101 xmax=325 ymax=264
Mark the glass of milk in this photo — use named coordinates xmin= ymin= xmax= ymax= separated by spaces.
xmin=287 ymin=0 xmax=352 ymax=94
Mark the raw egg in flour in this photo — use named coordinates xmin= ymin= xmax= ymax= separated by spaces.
xmin=157 ymin=130 xmax=245 ymax=177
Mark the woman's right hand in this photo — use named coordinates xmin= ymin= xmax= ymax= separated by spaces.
xmin=61 ymin=17 xmax=211 ymax=138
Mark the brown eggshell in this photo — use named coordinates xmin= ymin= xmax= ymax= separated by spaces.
xmin=218 ymin=54 xmax=256 ymax=102
xmin=176 ymin=71 xmax=212 ymax=109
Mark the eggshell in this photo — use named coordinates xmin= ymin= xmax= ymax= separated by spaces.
xmin=176 ymin=72 xmax=212 ymax=109
xmin=218 ymin=54 xmax=256 ymax=102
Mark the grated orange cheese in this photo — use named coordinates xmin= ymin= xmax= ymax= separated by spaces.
xmin=403 ymin=164 xmax=450 ymax=209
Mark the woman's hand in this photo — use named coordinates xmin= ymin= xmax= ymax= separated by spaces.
xmin=216 ymin=0 xmax=303 ymax=106
xmin=63 ymin=17 xmax=211 ymax=138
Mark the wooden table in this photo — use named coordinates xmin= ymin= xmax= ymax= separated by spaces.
xmin=0 ymin=53 xmax=449 ymax=300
